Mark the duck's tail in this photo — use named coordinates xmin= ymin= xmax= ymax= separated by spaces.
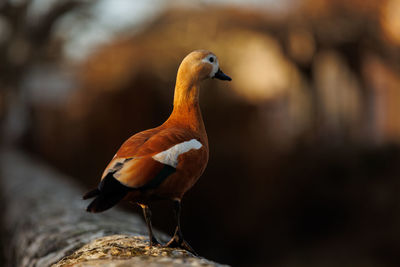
xmin=83 ymin=173 xmax=131 ymax=213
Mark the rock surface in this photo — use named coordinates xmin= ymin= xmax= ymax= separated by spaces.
xmin=0 ymin=150 xmax=227 ymax=267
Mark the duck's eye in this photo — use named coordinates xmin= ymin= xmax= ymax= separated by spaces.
xmin=209 ymin=57 xmax=214 ymax=63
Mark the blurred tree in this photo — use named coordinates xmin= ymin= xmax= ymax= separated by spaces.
xmin=2 ymin=0 xmax=400 ymax=266
xmin=0 ymin=0 xmax=86 ymax=143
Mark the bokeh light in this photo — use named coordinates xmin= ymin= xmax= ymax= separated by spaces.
xmin=1 ymin=0 xmax=400 ymax=266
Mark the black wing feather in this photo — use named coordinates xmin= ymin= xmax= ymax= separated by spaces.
xmin=84 ymin=171 xmax=132 ymax=213
xmin=83 ymin=160 xmax=176 ymax=213
xmin=82 ymin=188 xmax=100 ymax=200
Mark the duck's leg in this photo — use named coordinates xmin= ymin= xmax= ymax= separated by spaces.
xmin=165 ymin=199 xmax=197 ymax=255
xmin=138 ymin=203 xmax=160 ymax=246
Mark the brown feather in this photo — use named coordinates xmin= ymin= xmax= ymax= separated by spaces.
xmin=94 ymin=50 xmax=219 ymax=204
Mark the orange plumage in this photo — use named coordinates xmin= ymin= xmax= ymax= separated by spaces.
xmin=83 ymin=50 xmax=231 ymax=254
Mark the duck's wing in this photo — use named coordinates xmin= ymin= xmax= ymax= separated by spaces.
xmin=84 ymin=126 xmax=206 ymax=212
xmin=83 ymin=127 xmax=160 ymax=211
xmin=103 ymin=127 xmax=204 ymax=189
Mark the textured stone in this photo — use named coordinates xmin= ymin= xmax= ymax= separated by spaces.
xmin=54 ymin=235 xmax=222 ymax=267
xmin=0 ymin=150 xmax=227 ymax=267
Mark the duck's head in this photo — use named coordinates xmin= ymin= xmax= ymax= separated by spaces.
xmin=178 ymin=50 xmax=231 ymax=83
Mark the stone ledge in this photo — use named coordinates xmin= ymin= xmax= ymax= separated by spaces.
xmin=0 ymin=149 xmax=227 ymax=267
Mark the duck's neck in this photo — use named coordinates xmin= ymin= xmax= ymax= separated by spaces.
xmin=168 ymin=78 xmax=205 ymax=132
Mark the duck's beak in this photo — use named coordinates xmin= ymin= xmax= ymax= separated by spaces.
xmin=213 ymin=68 xmax=232 ymax=81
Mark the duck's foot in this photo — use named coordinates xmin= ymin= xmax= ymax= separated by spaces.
xmin=149 ymin=236 xmax=162 ymax=247
xmin=164 ymin=236 xmax=198 ymax=256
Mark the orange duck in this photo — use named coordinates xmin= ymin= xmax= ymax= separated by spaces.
xmin=83 ymin=50 xmax=231 ymax=254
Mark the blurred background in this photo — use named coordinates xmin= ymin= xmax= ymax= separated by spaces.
xmin=1 ymin=0 xmax=400 ymax=266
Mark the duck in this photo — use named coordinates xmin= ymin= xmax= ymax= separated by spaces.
xmin=83 ymin=49 xmax=231 ymax=255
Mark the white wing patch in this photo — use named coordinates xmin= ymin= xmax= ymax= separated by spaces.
xmin=152 ymin=139 xmax=203 ymax=168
